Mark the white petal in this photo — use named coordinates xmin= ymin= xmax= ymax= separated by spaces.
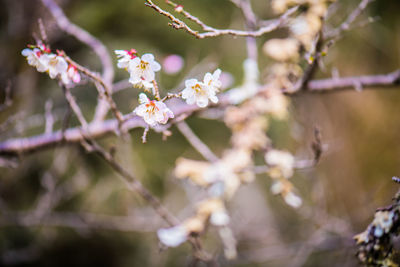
xmin=196 ymin=97 xmax=209 ymax=108
xmin=129 ymin=75 xmax=141 ymax=85
xmin=142 ymin=69 xmax=155 ymax=81
xmin=210 ymin=211 xmax=230 ymax=226
xmin=134 ymin=105 xmax=147 ymax=116
xmin=141 ymin=53 xmax=155 ymax=62
xmin=284 ymin=192 xmax=302 ymax=208
xmin=270 ymin=181 xmax=283 ymax=194
xmin=114 ymin=50 xmax=127 ymax=56
xmin=56 ymin=57 xmax=68 ymax=72
xmin=185 ymin=79 xmax=197 ymax=88
xmin=203 ymin=72 xmax=213 ymax=84
xmin=151 ymin=61 xmax=161 ymax=72
xmin=213 ymin=68 xmax=221 ymax=79
xmin=209 ymin=94 xmax=218 ymax=104
xmin=61 ymin=72 xmax=70 ymax=84
xmin=21 ymin=48 xmax=32 ymax=56
xmin=138 ymin=93 xmax=149 ymax=104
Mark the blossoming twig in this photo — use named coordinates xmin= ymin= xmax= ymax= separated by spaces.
xmin=0 ymin=70 xmax=399 ymax=156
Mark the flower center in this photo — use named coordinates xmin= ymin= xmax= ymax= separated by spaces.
xmin=145 ymin=101 xmax=159 ymax=114
xmin=139 ymin=60 xmax=149 ymax=70
xmin=192 ymin=83 xmax=205 ymax=94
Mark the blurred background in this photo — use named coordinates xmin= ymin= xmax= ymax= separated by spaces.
xmin=0 ymin=0 xmax=400 ymax=266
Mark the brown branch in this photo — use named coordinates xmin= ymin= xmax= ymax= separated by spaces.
xmin=145 ymin=0 xmax=297 ymax=39
xmin=304 ymin=70 xmax=400 ymax=93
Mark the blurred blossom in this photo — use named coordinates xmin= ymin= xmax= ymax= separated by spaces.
xmin=284 ymin=191 xmax=302 ymax=208
xmin=265 ymin=149 xmax=295 ymax=178
xmin=157 ymin=225 xmax=188 ymax=247
xmin=162 ymin=54 xmax=184 ymax=74
xmin=220 ymin=71 xmax=234 ymax=89
xmin=210 ymin=210 xmax=230 ymax=226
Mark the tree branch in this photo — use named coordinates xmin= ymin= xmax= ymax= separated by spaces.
xmin=145 ymin=0 xmax=298 ymax=39
xmin=0 ymin=70 xmax=399 ymax=156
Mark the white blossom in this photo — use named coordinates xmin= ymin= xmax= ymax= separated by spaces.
xmin=21 ymin=48 xmax=48 ymax=72
xmin=45 ymin=54 xmax=68 ymax=79
xmin=265 ymin=149 xmax=295 ymax=178
xmin=270 ymin=180 xmax=284 ymax=195
xmin=203 ymin=69 xmax=222 ymax=93
xmin=128 ymin=53 xmax=161 ymax=88
xmin=284 ymin=191 xmax=302 ymax=208
xmin=157 ymin=225 xmax=187 ymax=247
xmin=210 ymin=210 xmax=230 ymax=226
xmin=134 ymin=93 xmax=174 ymax=127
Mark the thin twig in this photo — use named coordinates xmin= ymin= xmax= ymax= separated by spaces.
xmin=176 ymin=121 xmax=219 ymax=162
xmin=145 ymin=0 xmax=298 ymax=39
xmin=326 ymin=0 xmax=374 ymax=39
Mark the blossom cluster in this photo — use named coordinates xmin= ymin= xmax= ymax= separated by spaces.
xmin=115 ymin=49 xmax=222 ymax=127
xmin=21 ymin=44 xmax=81 ymax=85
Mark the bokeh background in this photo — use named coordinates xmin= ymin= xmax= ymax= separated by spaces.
xmin=0 ymin=0 xmax=400 ymax=266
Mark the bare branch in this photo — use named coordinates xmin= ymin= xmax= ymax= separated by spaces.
xmin=145 ymin=0 xmax=298 ymax=39
xmin=326 ymin=0 xmax=374 ymax=39
xmin=304 ymin=70 xmax=400 ymax=93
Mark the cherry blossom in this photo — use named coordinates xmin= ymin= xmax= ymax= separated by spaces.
xmin=134 ymin=93 xmax=174 ymax=126
xmin=128 ymin=53 xmax=161 ymax=89
xmin=21 ymin=48 xmax=49 ymax=73
xmin=45 ymin=54 xmax=68 ymax=79
xmin=181 ymin=69 xmax=221 ymax=108
xmin=203 ymin=68 xmax=222 ymax=93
